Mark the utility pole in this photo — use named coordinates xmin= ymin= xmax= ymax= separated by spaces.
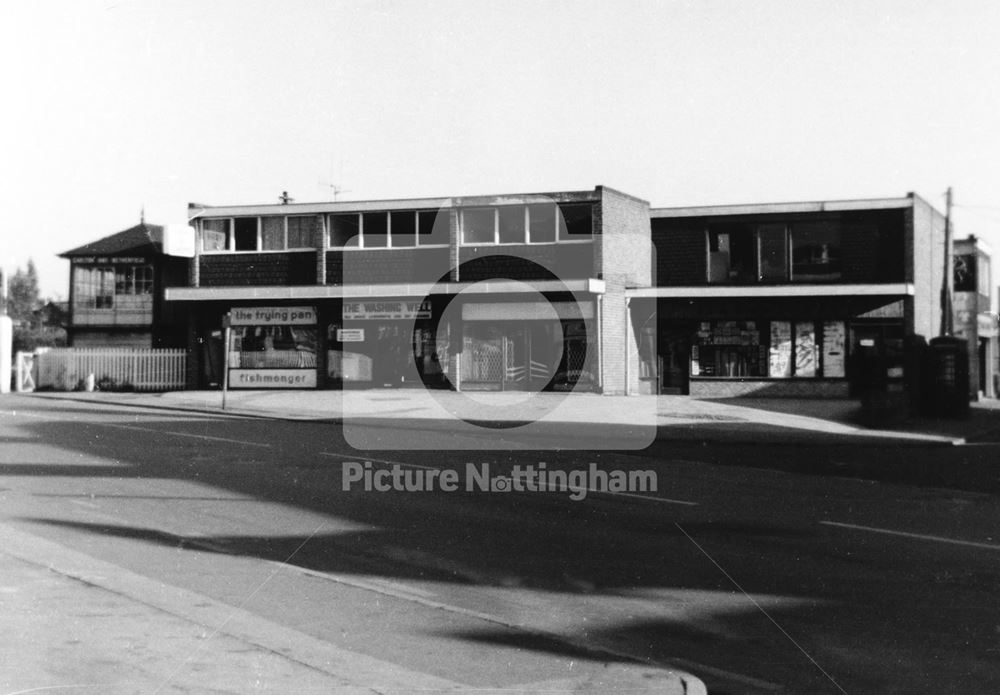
xmin=940 ymin=186 xmax=954 ymax=337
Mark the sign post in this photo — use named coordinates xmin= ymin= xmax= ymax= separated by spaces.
xmin=221 ymin=313 xmax=231 ymax=410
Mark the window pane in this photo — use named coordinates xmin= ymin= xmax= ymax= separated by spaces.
xmin=822 ymin=321 xmax=846 ymax=377
xmin=792 ymin=222 xmax=841 ymax=280
xmin=390 ymin=211 xmax=416 ymax=247
xmin=498 ymin=205 xmax=525 ymax=243
xmin=757 ymin=225 xmax=788 ymax=281
xmin=528 ymin=204 xmax=555 ymax=243
xmin=202 ymin=219 xmax=228 ymax=251
xmin=363 ymin=212 xmax=388 ymax=248
xmin=233 ymin=218 xmax=258 ymax=251
xmin=330 ymin=214 xmax=360 ymax=248
xmin=690 ymin=321 xmax=765 ymax=377
xmin=557 ymin=203 xmax=593 ymax=240
xmin=794 ymin=322 xmax=817 ymax=377
xmin=262 ymin=217 xmax=285 ymax=250
xmin=462 ymin=208 xmax=495 ymax=244
xmin=418 ymin=210 xmax=448 ymax=245
xmin=287 ymin=216 xmax=317 ymax=248
xmin=768 ymin=321 xmax=792 ymax=377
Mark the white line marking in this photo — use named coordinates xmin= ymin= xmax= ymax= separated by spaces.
xmin=96 ymin=423 xmax=272 ymax=448
xmin=820 ymin=520 xmax=1000 ymax=551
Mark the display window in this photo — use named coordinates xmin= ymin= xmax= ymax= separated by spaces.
xmin=691 ymin=320 xmax=846 ymax=379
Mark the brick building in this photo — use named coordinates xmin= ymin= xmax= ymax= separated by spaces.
xmin=629 ymin=193 xmax=947 ymax=398
xmin=168 ymin=187 xmax=651 ymax=393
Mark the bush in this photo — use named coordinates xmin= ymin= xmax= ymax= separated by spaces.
xmin=13 ymin=327 xmax=66 ymax=354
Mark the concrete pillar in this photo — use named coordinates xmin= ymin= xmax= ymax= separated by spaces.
xmin=0 ymin=315 xmax=11 ymax=394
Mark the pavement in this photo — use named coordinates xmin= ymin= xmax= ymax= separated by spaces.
xmin=23 ymin=386 xmax=1000 ymax=446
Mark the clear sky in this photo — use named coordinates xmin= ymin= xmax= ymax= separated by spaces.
xmin=3 ymin=0 xmax=999 ymax=301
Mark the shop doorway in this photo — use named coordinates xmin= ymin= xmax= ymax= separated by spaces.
xmin=658 ymin=327 xmax=691 ymax=394
xmin=462 ymin=322 xmax=560 ymax=391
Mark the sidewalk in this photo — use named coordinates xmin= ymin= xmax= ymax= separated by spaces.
xmin=26 ymin=387 xmax=1000 ymax=446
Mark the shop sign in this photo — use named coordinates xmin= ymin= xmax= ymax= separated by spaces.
xmin=229 ymin=369 xmax=317 ymax=388
xmin=979 ymin=313 xmax=999 ymax=338
xmin=337 ymin=328 xmax=365 ymax=342
xmin=72 ymin=256 xmax=146 ymax=265
xmin=230 ymin=306 xmax=316 ymax=326
xmin=343 ymin=300 xmax=431 ymax=320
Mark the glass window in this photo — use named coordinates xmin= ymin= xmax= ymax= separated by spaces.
xmin=262 ymin=216 xmax=285 ymax=250
xmin=233 ymin=217 xmax=258 ymax=251
xmin=767 ymin=321 xmax=792 ymax=377
xmin=691 ymin=321 xmax=766 ymax=377
xmin=528 ymin=203 xmax=556 ymax=243
xmin=794 ymin=322 xmax=818 ymax=377
xmin=286 ymin=216 xmax=316 ymax=248
xmin=330 ymin=213 xmax=360 ymax=248
xmin=202 ymin=219 xmax=229 ymax=251
xmin=96 ymin=267 xmax=114 ymax=308
xmin=498 ymin=205 xmax=526 ymax=244
xmin=390 ymin=211 xmax=417 ymax=247
xmin=707 ymin=227 xmax=755 ymax=283
xmin=557 ymin=203 xmax=593 ymax=240
xmin=363 ymin=212 xmax=388 ymax=248
xmin=792 ymin=223 xmax=841 ymax=280
xmin=462 ymin=208 xmax=496 ymax=244
xmin=757 ymin=225 xmax=788 ymax=281
xmin=418 ymin=209 xmax=448 ymax=245
xmin=822 ymin=321 xmax=846 ymax=377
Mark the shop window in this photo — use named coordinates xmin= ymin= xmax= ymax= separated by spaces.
xmin=202 ymin=219 xmax=229 ymax=251
xmin=557 ymin=203 xmax=593 ymax=240
xmin=757 ymin=225 xmax=788 ymax=281
xmin=692 ymin=320 xmax=844 ymax=379
xmin=462 ymin=207 xmax=496 ymax=244
xmin=262 ymin=216 xmax=285 ymax=250
xmin=233 ymin=217 xmax=258 ymax=251
xmin=692 ymin=321 xmax=766 ymax=377
xmin=232 ymin=325 xmax=317 ymax=369
xmin=390 ymin=211 xmax=417 ymax=247
xmin=330 ymin=213 xmax=360 ymax=247
xmin=287 ymin=216 xmax=317 ymax=248
xmin=363 ymin=212 xmax=388 ymax=248
xmin=498 ymin=205 xmax=526 ymax=244
xmin=792 ymin=223 xmax=841 ymax=281
xmin=528 ymin=203 xmax=556 ymax=243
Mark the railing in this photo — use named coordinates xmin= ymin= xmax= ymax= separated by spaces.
xmin=18 ymin=348 xmax=187 ymax=392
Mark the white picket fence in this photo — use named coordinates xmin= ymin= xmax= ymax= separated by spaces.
xmin=19 ymin=348 xmax=187 ymax=392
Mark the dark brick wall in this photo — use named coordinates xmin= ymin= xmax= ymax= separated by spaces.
xmin=326 ymin=248 xmax=451 ymax=284
xmin=200 ymin=252 xmax=317 ymax=286
xmin=652 ymin=223 xmax=705 ymax=286
xmin=457 ymin=244 xmax=595 ymax=281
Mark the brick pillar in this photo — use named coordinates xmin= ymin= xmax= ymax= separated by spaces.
xmin=316 ymin=214 xmax=328 ymax=285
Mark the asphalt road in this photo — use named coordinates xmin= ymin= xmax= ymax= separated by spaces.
xmin=2 ymin=394 xmax=999 ymax=693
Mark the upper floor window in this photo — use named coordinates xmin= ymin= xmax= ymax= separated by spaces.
xmin=707 ymin=222 xmax=842 ymax=283
xmin=202 ymin=216 xmax=319 ymax=252
xmin=73 ymin=264 xmax=152 ymax=310
xmin=460 ymin=203 xmax=594 ymax=245
xmin=328 ymin=210 xmax=449 ymax=249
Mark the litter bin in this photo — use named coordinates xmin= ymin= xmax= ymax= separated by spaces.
xmin=923 ymin=336 xmax=970 ymax=418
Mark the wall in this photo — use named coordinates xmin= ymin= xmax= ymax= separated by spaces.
xmin=909 ymin=195 xmax=946 ymax=341
xmin=200 ymin=252 xmax=317 ymax=286
xmin=599 ymin=187 xmax=651 ymax=394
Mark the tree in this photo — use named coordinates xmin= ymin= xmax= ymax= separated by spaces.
xmin=7 ymin=259 xmax=41 ymax=324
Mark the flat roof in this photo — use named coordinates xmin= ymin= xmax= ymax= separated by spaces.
xmin=188 ymin=186 xmax=615 ymax=219
xmin=650 ymin=195 xmax=915 ymax=219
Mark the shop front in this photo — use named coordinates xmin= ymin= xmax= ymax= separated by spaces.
xmin=227 ymin=305 xmax=318 ymax=389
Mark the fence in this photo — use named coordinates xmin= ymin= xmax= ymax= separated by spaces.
xmin=18 ymin=348 xmax=187 ymax=392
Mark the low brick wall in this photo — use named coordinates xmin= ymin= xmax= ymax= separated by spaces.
xmin=689 ymin=379 xmax=850 ymax=398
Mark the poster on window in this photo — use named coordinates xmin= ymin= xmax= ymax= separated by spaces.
xmin=795 ymin=323 xmax=817 ymax=377
xmin=769 ymin=321 xmax=792 ymax=377
xmin=822 ymin=321 xmax=846 ymax=377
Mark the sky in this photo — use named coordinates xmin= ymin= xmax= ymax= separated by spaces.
xmin=3 ymin=0 xmax=1000 ymax=301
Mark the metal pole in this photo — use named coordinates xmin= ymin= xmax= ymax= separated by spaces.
xmin=221 ymin=314 xmax=231 ymax=410
xmin=941 ymin=187 xmax=954 ymax=337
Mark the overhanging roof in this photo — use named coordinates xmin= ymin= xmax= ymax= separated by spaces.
xmin=165 ymin=278 xmax=607 ymax=301
xmin=61 ymin=222 xmax=164 ymax=257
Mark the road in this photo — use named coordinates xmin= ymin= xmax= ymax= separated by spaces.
xmin=2 ymin=394 xmax=999 ymax=693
